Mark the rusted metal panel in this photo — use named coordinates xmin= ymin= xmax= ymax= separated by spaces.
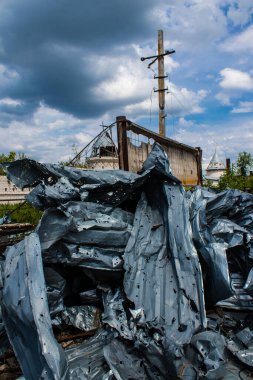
xmin=117 ymin=119 xmax=202 ymax=186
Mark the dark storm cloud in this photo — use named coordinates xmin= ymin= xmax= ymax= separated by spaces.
xmin=0 ymin=0 xmax=160 ymax=120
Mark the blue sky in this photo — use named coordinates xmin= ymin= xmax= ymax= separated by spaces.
xmin=0 ymin=0 xmax=253 ymax=169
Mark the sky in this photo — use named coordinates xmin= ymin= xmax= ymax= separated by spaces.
xmin=0 ymin=0 xmax=253 ymax=169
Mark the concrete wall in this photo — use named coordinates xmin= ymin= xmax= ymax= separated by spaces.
xmin=0 ymin=176 xmax=30 ymax=204
xmin=86 ymin=157 xmax=119 ymax=170
xmin=206 ymin=169 xmax=225 ymax=180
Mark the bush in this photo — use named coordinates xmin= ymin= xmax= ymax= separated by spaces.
xmin=217 ymin=172 xmax=253 ymax=193
xmin=0 ymin=203 xmax=42 ymax=225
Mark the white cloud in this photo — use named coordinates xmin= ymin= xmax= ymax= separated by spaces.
xmin=167 ymin=84 xmax=207 ymax=116
xmin=0 ymin=64 xmax=19 ymax=89
xmin=0 ymin=64 xmax=19 ymax=78
xmin=90 ymin=46 xmax=206 ymax=120
xmin=124 ymin=98 xmax=153 ymax=118
xmin=215 ymin=92 xmax=231 ymax=106
xmin=155 ymin=1 xmax=228 ymax=51
xmin=92 ymin=56 xmax=151 ymax=102
xmin=0 ymin=98 xmax=22 ymax=106
xmin=92 ymin=46 xmax=180 ymax=105
xmin=227 ymin=0 xmax=253 ymax=26
xmin=178 ymin=117 xmax=194 ymax=127
xmin=1 ymin=0 xmax=253 ymax=167
xmin=231 ymin=101 xmax=253 ymax=113
xmin=221 ymin=25 xmax=253 ymax=54
xmin=172 ymin=117 xmax=253 ymax=163
xmin=123 ymin=84 xmax=207 ymax=120
xmin=219 ymin=68 xmax=253 ymax=91
xmin=0 ymin=103 xmax=111 ymax=162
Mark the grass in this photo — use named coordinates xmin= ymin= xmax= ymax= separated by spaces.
xmin=0 ymin=202 xmax=42 ymax=225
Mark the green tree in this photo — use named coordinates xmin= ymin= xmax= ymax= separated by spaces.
xmin=0 ymin=151 xmax=17 ymax=175
xmin=236 ymin=152 xmax=253 ymax=176
xmin=218 ymin=151 xmax=253 ymax=193
xmin=0 ymin=151 xmax=27 ymax=175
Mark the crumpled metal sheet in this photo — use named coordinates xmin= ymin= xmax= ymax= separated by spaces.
xmin=0 ymin=258 xmax=10 ymax=355
xmin=206 ymin=189 xmax=253 ymax=230
xmin=5 ymin=145 xmax=181 ymax=210
xmin=226 ymin=326 xmax=253 ymax=367
xmin=44 ymin=241 xmax=124 ymax=271
xmin=38 ymin=201 xmax=133 ymax=251
xmin=44 ymin=267 xmax=66 ymax=318
xmin=27 ymin=176 xmax=80 ymax=210
xmin=61 ymin=305 xmax=101 ymax=331
xmin=190 ymin=187 xmax=234 ymax=305
xmin=102 ymin=288 xmax=133 ymax=340
xmin=124 ymin=191 xmax=206 ymax=340
xmin=133 ymin=327 xmax=172 ymax=379
xmin=65 ymin=329 xmax=115 ymax=379
xmin=244 ymin=268 xmax=253 ymax=296
xmin=210 ymin=218 xmax=251 ymax=249
xmin=123 ymin=146 xmax=206 ymax=378
xmin=3 ymin=142 xmax=253 ymax=379
xmin=5 ymin=158 xmax=156 ymax=208
xmin=185 ymin=331 xmax=227 ymax=380
xmin=2 ymin=233 xmax=67 ymax=380
xmin=104 ymin=339 xmax=149 ymax=380
xmin=190 ymin=186 xmax=253 ymax=309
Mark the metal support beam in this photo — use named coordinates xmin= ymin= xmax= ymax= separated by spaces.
xmin=116 ymin=116 xmax=129 ymax=171
xmin=196 ymin=147 xmax=203 ymax=185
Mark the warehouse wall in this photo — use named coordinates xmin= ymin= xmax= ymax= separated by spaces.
xmin=127 ymin=139 xmax=199 ymax=186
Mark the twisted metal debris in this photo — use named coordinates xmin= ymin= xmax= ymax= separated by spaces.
xmin=0 ymin=143 xmax=253 ymax=379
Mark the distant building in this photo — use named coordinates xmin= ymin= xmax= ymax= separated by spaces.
xmin=0 ymin=176 xmax=30 ymax=204
xmin=86 ymin=130 xmax=119 ymax=170
xmin=205 ymin=150 xmax=226 ymax=186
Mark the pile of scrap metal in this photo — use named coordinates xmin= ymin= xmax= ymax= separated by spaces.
xmin=0 ymin=143 xmax=253 ymax=380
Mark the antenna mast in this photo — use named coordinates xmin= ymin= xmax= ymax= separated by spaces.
xmin=141 ymin=30 xmax=175 ymax=137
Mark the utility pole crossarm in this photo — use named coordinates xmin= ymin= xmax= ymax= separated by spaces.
xmin=140 ymin=49 xmax=176 ymax=62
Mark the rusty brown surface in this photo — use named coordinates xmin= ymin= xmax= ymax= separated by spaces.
xmin=126 ymin=138 xmax=199 ymax=185
xmin=125 ymin=121 xmax=198 ymax=153
xmin=116 ymin=119 xmax=201 ymax=186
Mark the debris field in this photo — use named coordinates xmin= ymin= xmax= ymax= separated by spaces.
xmin=0 ymin=143 xmax=253 ymax=379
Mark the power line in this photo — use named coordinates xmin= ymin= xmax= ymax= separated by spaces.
xmin=170 ymin=91 xmax=189 ymax=113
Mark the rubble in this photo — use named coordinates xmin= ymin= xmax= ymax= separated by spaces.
xmin=0 ymin=143 xmax=253 ymax=379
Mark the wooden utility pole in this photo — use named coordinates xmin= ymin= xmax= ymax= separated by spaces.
xmin=141 ymin=30 xmax=175 ymax=137
xmin=157 ymin=30 xmax=166 ymax=137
